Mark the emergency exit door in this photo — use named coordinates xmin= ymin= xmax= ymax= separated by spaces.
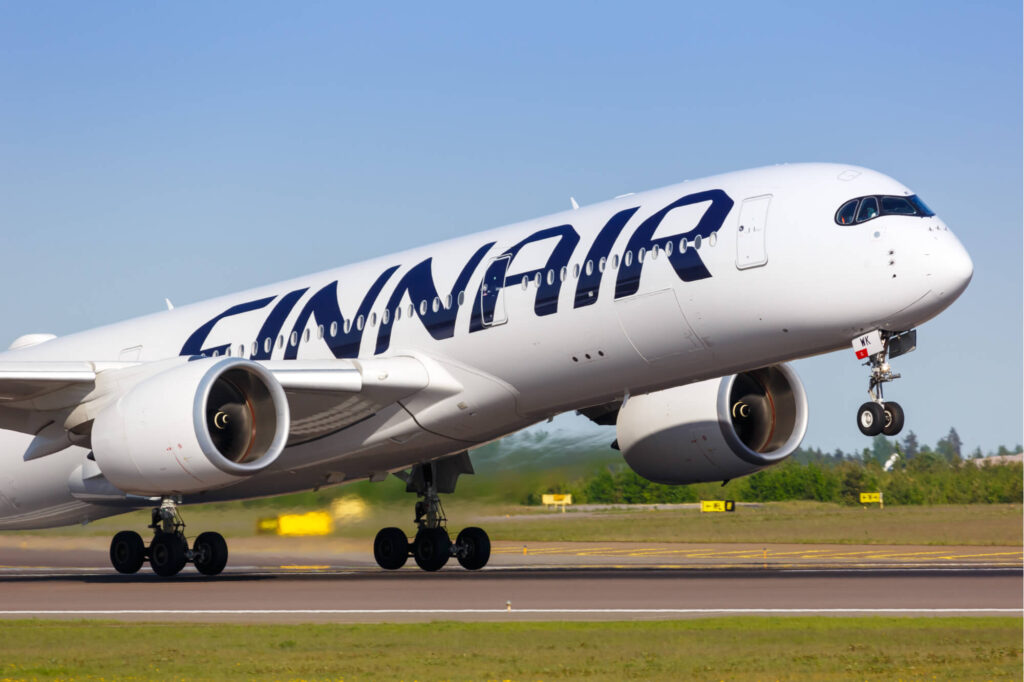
xmin=736 ymin=195 xmax=771 ymax=269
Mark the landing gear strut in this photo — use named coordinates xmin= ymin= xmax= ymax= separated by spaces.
xmin=854 ymin=330 xmax=915 ymax=437
xmin=372 ymin=453 xmax=490 ymax=572
xmin=108 ymin=497 xmax=228 ymax=577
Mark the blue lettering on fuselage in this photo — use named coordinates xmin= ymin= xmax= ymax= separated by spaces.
xmin=182 ymin=189 xmax=733 ymax=359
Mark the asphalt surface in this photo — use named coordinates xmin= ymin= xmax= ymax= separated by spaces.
xmin=0 ymin=537 xmax=1019 ymax=622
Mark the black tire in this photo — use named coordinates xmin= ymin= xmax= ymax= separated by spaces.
xmin=857 ymin=402 xmax=885 ymax=436
xmin=413 ymin=528 xmax=451 ymax=572
xmin=373 ymin=527 xmax=409 ymax=570
xmin=882 ymin=401 xmax=905 ymax=436
xmin=109 ymin=530 xmax=145 ymax=574
xmin=456 ymin=527 xmax=491 ymax=570
xmin=193 ymin=531 xmax=229 ymax=576
xmin=149 ymin=532 xmax=188 ymax=577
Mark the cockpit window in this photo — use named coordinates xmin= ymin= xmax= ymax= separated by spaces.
xmin=908 ymin=195 xmax=935 ymax=216
xmin=881 ymin=196 xmax=915 ymax=215
xmin=835 ymin=194 xmax=935 ymax=225
xmin=856 ymin=197 xmax=879 ymax=222
xmin=837 ymin=199 xmax=858 ymax=225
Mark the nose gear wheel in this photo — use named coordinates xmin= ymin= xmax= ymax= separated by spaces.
xmin=854 ymin=330 xmax=912 ymax=437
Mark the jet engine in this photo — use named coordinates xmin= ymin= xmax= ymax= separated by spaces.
xmin=617 ymin=364 xmax=808 ymax=484
xmin=91 ymin=357 xmax=289 ymax=495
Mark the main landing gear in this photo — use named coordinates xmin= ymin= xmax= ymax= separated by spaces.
xmin=109 ymin=497 xmax=228 ymax=577
xmin=855 ymin=330 xmax=916 ymax=437
xmin=372 ymin=454 xmax=490 ymax=572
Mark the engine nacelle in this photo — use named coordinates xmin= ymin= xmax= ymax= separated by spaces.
xmin=92 ymin=358 xmax=289 ymax=495
xmin=617 ymin=364 xmax=808 ymax=484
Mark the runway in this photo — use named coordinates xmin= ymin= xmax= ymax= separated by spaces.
xmin=0 ymin=537 xmax=1019 ymax=622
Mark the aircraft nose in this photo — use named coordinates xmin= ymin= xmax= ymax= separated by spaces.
xmin=934 ymin=237 xmax=973 ymax=301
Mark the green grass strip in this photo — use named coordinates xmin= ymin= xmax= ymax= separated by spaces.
xmin=0 ymin=617 xmax=1019 ymax=680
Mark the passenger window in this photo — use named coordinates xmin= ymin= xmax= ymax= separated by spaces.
xmin=369 ymin=313 xmax=377 ymax=327
xmin=444 ymin=294 xmax=452 ymax=310
xmin=651 ymin=244 xmax=660 ymax=260
xmin=330 ymin=321 xmax=338 ymax=337
xmin=357 ymin=315 xmax=365 ymax=331
xmin=521 ymin=275 xmax=529 ymax=290
xmin=395 ymin=307 xmax=402 ymax=321
xmin=836 ymin=199 xmax=859 ymax=225
xmin=432 ymin=297 xmax=440 ymax=313
xmin=383 ymin=309 xmax=390 ymax=325
xmin=598 ymin=257 xmax=606 ymax=272
xmin=408 ymin=303 xmax=414 ymax=317
xmin=679 ymin=237 xmax=688 ymax=252
xmin=534 ymin=272 xmax=542 ymax=286
xmin=343 ymin=319 xmax=352 ymax=334
xmin=419 ymin=300 xmax=427 ymax=316
xmin=304 ymin=329 xmax=311 ymax=343
xmin=290 ymin=332 xmax=298 ymax=347
xmin=317 ymin=325 xmax=324 ymax=339
xmin=573 ymin=264 xmax=581 ymax=278
xmin=612 ymin=254 xmax=620 ymax=268
xmin=856 ymin=197 xmax=879 ymax=222
xmin=881 ymin=196 xmax=915 ymax=215
xmin=624 ymin=251 xmax=633 ymax=267
xmin=665 ymin=241 xmax=673 ymax=256
xmin=560 ymin=266 xmax=567 ymax=282
xmin=585 ymin=260 xmax=593 ymax=276
xmin=457 ymin=291 xmax=465 ymax=306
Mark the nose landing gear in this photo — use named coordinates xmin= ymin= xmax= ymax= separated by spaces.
xmin=372 ymin=453 xmax=491 ymax=572
xmin=853 ymin=330 xmax=915 ymax=437
xmin=108 ymin=497 xmax=228 ymax=577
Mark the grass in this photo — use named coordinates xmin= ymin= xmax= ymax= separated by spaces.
xmin=29 ymin=501 xmax=1022 ymax=547
xmin=0 ymin=617 xmax=1018 ymax=680
xmin=479 ymin=502 xmax=1024 ymax=546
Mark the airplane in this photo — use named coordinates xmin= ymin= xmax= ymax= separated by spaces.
xmin=0 ymin=163 xmax=972 ymax=577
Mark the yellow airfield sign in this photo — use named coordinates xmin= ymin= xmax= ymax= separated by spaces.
xmin=860 ymin=492 xmax=884 ymax=507
xmin=700 ymin=500 xmax=736 ymax=513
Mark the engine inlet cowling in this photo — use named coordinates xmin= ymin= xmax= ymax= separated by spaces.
xmin=92 ymin=358 xmax=290 ymax=495
xmin=617 ymin=363 xmax=808 ymax=485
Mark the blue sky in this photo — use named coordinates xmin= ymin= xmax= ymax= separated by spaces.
xmin=0 ymin=2 xmax=1020 ymax=455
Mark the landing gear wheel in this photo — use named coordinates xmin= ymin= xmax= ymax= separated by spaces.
xmin=149 ymin=532 xmax=188 ymax=577
xmin=109 ymin=531 xmax=145 ymax=574
xmin=374 ymin=527 xmax=410 ymax=570
xmin=455 ymin=527 xmax=491 ymax=570
xmin=857 ymin=402 xmax=885 ymax=436
xmin=882 ymin=401 xmax=905 ymax=436
xmin=192 ymin=531 xmax=229 ymax=576
xmin=413 ymin=527 xmax=451 ymax=572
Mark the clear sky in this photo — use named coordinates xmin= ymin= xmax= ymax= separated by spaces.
xmin=1 ymin=2 xmax=1020 ymax=456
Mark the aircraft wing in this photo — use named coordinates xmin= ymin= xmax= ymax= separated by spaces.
xmin=0 ymin=356 xmax=430 ymax=450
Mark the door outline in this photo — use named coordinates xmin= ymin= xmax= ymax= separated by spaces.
xmin=736 ymin=194 xmax=771 ymax=270
xmin=480 ymin=255 xmax=511 ymax=327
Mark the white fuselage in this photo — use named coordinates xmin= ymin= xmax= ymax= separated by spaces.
xmin=0 ymin=163 xmax=972 ymax=528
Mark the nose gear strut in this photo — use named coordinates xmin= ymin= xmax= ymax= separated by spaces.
xmin=852 ymin=329 xmax=915 ymax=437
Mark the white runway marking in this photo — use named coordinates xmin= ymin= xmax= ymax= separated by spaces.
xmin=0 ymin=608 xmax=1019 ymax=616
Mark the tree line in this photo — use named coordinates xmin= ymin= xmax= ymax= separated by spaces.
xmin=528 ymin=429 xmax=1022 ymax=506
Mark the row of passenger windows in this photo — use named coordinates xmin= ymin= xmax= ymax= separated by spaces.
xmin=835 ymin=194 xmax=935 ymax=225
xmin=201 ymin=232 xmax=718 ymax=358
